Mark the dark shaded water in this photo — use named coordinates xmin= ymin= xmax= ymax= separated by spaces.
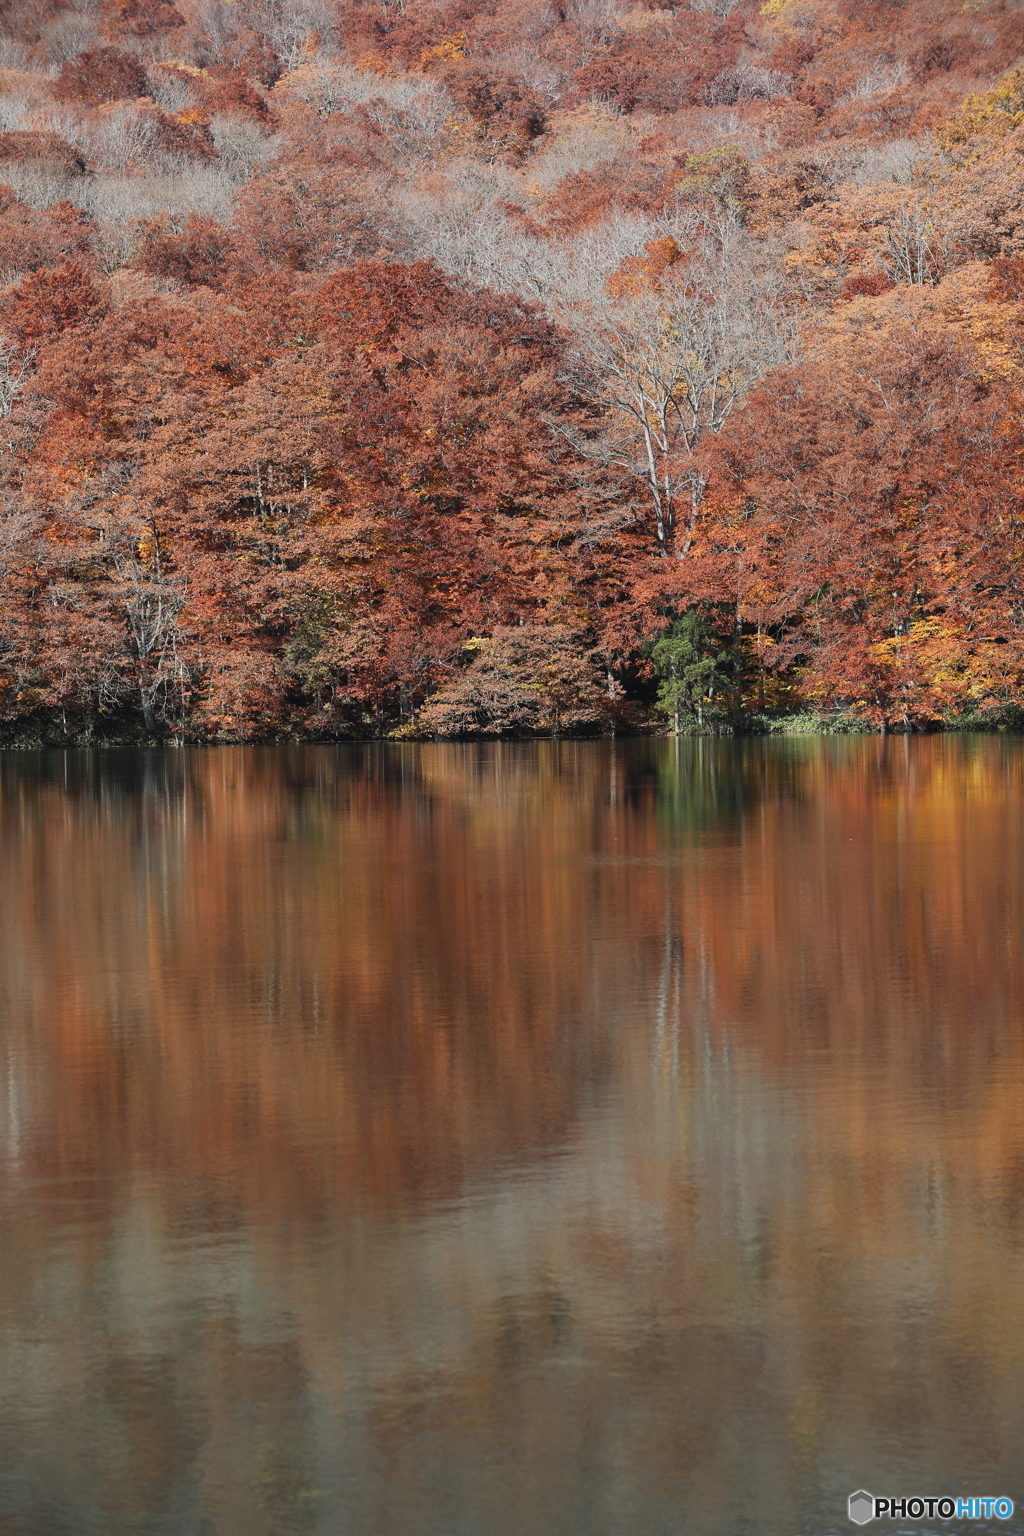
xmin=1 ymin=738 xmax=1024 ymax=1536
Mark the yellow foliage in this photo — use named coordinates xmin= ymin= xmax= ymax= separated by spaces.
xmin=935 ymin=67 xmax=1024 ymax=151
xmin=618 ymin=8 xmax=669 ymax=32
xmin=674 ymin=146 xmax=749 ymax=210
xmin=870 ymin=621 xmax=1015 ymax=711
xmin=420 ymin=33 xmax=467 ymax=67
xmin=136 ymin=526 xmax=157 ymax=567
xmin=441 ymin=113 xmax=478 ymax=152
xmin=355 ymin=51 xmax=394 ymax=75
xmin=810 ymin=264 xmax=1024 ymax=387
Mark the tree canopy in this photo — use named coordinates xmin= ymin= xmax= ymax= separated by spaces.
xmin=1 ymin=0 xmax=1023 ymax=737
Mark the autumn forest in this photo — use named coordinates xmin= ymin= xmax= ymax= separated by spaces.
xmin=1 ymin=0 xmax=1023 ymax=739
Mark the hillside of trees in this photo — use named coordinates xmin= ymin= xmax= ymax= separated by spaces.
xmin=0 ymin=0 xmax=1022 ymax=738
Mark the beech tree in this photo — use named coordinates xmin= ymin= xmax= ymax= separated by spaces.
xmin=562 ymin=219 xmax=790 ymax=560
xmin=0 ymin=0 xmax=1022 ymax=737
xmin=696 ymin=316 xmax=1024 ymax=729
xmin=404 ymin=627 xmax=614 ymax=738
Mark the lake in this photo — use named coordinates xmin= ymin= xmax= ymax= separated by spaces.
xmin=1 ymin=738 xmax=1023 ymax=1536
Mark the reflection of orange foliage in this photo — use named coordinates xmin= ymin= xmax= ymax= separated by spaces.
xmin=4 ymin=738 xmax=1024 ymax=1224
xmin=3 ymin=741 xmax=1024 ymax=1519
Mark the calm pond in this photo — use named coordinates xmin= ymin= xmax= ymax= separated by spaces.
xmin=1 ymin=739 xmax=1023 ymax=1536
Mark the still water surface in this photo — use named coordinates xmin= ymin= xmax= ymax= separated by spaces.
xmin=1 ymin=738 xmax=1024 ymax=1536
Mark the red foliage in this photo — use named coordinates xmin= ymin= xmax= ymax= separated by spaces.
xmin=229 ymin=161 xmax=389 ymax=275
xmin=0 ymin=195 xmax=96 ymax=279
xmin=837 ymin=272 xmax=895 ymax=302
xmin=689 ymin=327 xmax=1024 ymax=728
xmin=436 ymin=61 xmax=546 ymax=150
xmin=52 ymin=47 xmax=149 ymax=104
xmin=202 ymin=65 xmax=276 ymax=123
xmin=101 ymin=0 xmax=185 ymax=37
xmin=1 ymin=260 xmax=104 ymax=344
xmin=535 ymin=159 xmax=663 ymax=235
xmin=0 ymin=131 xmax=88 ymax=177
xmin=136 ymin=215 xmax=235 ymax=288
xmin=988 ymin=257 xmax=1024 ymax=303
xmin=606 ymin=236 xmax=684 ymax=297
xmin=0 ymin=0 xmax=1021 ymax=737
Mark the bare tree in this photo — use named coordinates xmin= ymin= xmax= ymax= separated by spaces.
xmin=0 ymin=336 xmax=35 ymax=465
xmin=114 ymin=526 xmax=191 ymax=735
xmin=848 ymin=60 xmax=909 ymax=101
xmin=395 ymin=161 xmax=557 ymax=295
xmin=0 ymin=93 xmax=29 ymax=131
xmin=36 ymin=10 xmax=100 ymax=66
xmin=81 ymin=168 xmax=236 ymax=269
xmin=566 ymin=0 xmax=623 ymax=62
xmin=279 ymin=57 xmax=454 ymax=148
xmin=191 ymin=0 xmax=245 ymax=66
xmin=240 ymin=0 xmax=333 ymax=73
xmin=38 ymin=454 xmax=194 ymax=736
xmin=558 ymin=216 xmax=792 ymax=558
xmin=702 ymin=63 xmax=791 ymax=105
xmin=80 ymin=482 xmax=193 ymax=735
xmin=0 ymin=498 xmax=38 ymax=588
xmin=690 ymin=0 xmax=743 ymax=14
xmin=210 ymin=111 xmax=281 ymax=181
xmin=0 ymin=41 xmax=31 ymax=71
xmin=89 ymin=105 xmax=160 ymax=174
xmin=0 ymin=161 xmax=78 ymax=209
xmin=847 ymin=138 xmax=932 ymax=187
xmin=883 ymin=197 xmax=944 ymax=285
xmin=146 ymin=69 xmax=201 ymax=115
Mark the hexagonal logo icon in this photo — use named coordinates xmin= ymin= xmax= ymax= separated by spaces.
xmin=848 ymin=1491 xmax=875 ymax=1525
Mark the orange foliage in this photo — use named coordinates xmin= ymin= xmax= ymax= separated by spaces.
xmin=0 ymin=0 xmax=1023 ymax=736
xmin=606 ymin=236 xmax=685 ymax=297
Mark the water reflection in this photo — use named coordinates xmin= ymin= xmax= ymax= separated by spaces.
xmin=1 ymin=739 xmax=1023 ymax=1535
